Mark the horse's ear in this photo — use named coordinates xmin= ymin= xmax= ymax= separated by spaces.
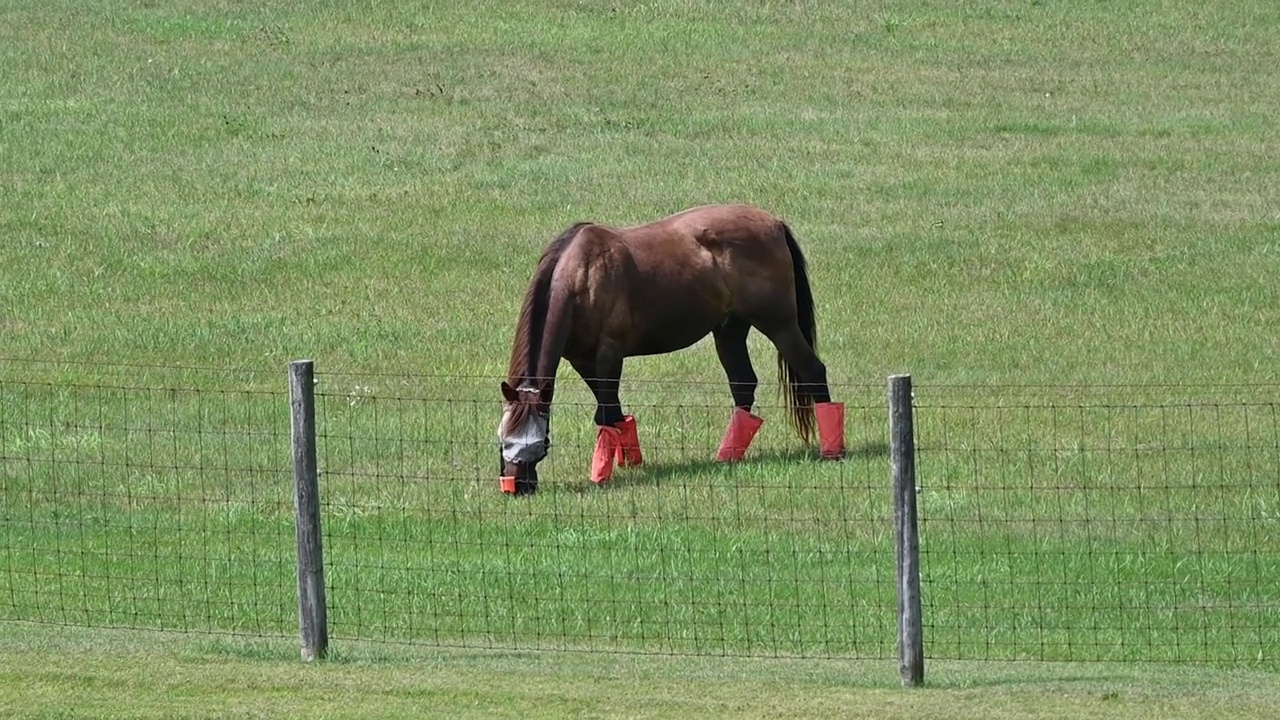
xmin=500 ymin=381 xmax=519 ymax=403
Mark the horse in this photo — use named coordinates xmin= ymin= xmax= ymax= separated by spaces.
xmin=497 ymin=204 xmax=845 ymax=495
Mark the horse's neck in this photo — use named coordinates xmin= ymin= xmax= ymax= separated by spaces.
xmin=515 ymin=283 xmax=571 ymax=388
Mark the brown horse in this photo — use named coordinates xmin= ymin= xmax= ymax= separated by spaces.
xmin=498 ymin=204 xmax=845 ymax=495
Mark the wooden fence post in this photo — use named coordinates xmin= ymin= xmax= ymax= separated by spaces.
xmin=889 ymin=374 xmax=924 ymax=686
xmin=290 ymin=359 xmax=328 ymax=661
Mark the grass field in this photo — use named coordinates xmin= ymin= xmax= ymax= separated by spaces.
xmin=3 ymin=0 xmax=1279 ymax=715
xmin=5 ymin=625 xmax=1280 ymax=720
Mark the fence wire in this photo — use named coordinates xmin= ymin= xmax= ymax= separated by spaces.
xmin=313 ymin=373 xmax=894 ymax=657
xmin=914 ymin=385 xmax=1280 ymax=665
xmin=0 ymin=364 xmax=295 ymax=638
xmin=3 ymin=361 xmax=1277 ymax=667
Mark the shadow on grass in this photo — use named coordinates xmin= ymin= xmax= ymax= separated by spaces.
xmin=551 ymin=440 xmax=888 ymax=493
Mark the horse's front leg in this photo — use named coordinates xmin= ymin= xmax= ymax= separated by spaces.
xmin=571 ymin=355 xmax=643 ymax=484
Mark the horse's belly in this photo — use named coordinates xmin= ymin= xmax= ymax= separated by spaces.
xmin=629 ymin=335 xmax=703 ymax=357
xmin=628 ymin=313 xmax=720 ymax=356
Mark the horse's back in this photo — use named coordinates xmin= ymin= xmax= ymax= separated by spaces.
xmin=656 ymin=204 xmax=795 ymax=295
xmin=611 ymin=204 xmax=787 ymax=269
xmin=633 ymin=204 xmax=784 ymax=244
xmin=621 ymin=205 xmax=799 ymax=324
xmin=551 ymin=204 xmax=801 ymax=358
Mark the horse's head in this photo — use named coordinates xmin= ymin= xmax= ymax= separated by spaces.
xmin=498 ymin=380 xmax=552 ymax=494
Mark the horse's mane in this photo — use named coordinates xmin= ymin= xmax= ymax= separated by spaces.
xmin=506 ymin=222 xmax=589 ymax=391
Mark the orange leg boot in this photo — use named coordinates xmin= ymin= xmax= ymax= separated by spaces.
xmin=715 ymin=407 xmax=765 ymax=462
xmin=815 ymin=401 xmax=846 ymax=460
xmin=613 ymin=415 xmax=644 ymax=467
xmin=591 ymin=426 xmax=621 ymax=484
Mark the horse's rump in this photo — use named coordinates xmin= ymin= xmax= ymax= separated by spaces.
xmin=560 ymin=205 xmax=800 ymax=349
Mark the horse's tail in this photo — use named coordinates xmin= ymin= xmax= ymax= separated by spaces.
xmin=777 ymin=223 xmax=818 ymax=444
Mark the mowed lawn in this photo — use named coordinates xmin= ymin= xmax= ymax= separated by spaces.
xmin=3 ymin=0 xmax=1279 ymax=716
xmin=5 ymin=0 xmax=1276 ymax=382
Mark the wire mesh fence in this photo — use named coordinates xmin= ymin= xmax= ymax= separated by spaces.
xmin=3 ymin=360 xmax=1278 ymax=667
xmin=0 ymin=362 xmax=295 ymax=637
xmin=312 ymin=371 xmax=895 ymax=657
xmin=913 ymin=384 xmax=1280 ymax=665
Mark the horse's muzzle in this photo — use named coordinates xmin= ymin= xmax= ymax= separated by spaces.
xmin=501 ymin=460 xmax=539 ymax=496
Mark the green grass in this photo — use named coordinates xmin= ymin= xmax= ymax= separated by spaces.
xmin=5 ymin=0 xmax=1277 ymax=382
xmin=3 ymin=625 xmax=1280 ymax=720
xmin=3 ymin=0 xmax=1280 ymax=713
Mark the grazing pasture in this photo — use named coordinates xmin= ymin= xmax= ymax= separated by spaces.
xmin=2 ymin=0 xmax=1278 ymax=715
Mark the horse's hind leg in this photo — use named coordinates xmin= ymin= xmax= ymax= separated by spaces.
xmin=754 ymin=320 xmax=844 ymax=458
xmin=755 ymin=321 xmax=832 ymax=404
xmin=712 ymin=317 xmax=765 ymax=461
xmin=712 ymin=316 xmax=757 ymax=409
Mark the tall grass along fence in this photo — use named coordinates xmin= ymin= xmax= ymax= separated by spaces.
xmin=2 ymin=360 xmax=1277 ymax=680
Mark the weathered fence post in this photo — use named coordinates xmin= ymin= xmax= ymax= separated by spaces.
xmin=889 ymin=374 xmax=924 ymax=686
xmin=289 ymin=359 xmax=328 ymax=661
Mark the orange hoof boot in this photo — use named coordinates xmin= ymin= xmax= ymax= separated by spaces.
xmin=815 ymin=401 xmax=846 ymax=460
xmin=614 ymin=415 xmax=643 ymax=467
xmin=715 ymin=407 xmax=765 ymax=462
xmin=592 ymin=426 xmax=621 ymax=484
